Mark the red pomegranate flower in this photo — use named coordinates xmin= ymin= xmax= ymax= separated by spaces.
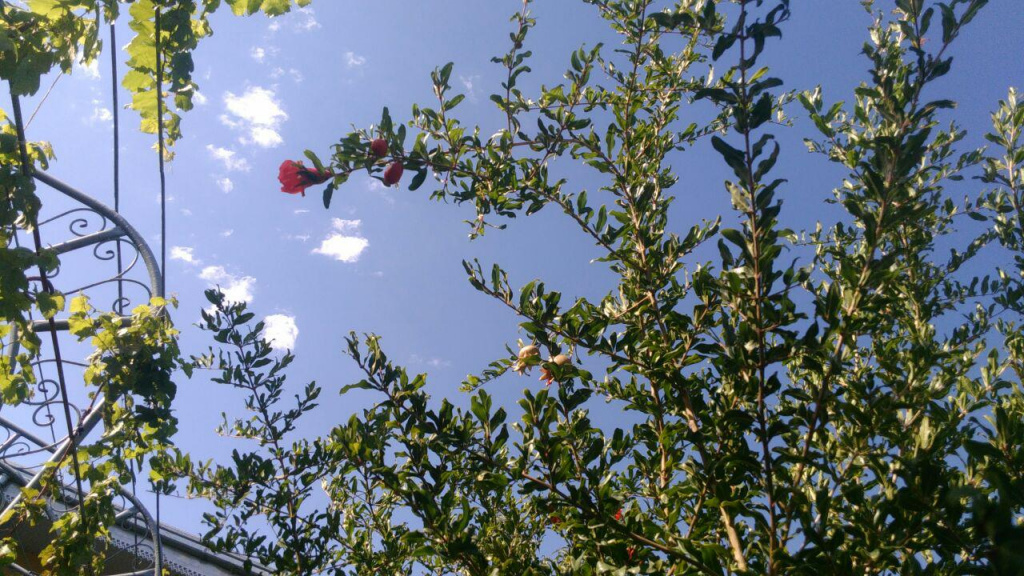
xmin=614 ymin=508 xmax=623 ymax=521
xmin=278 ymin=160 xmax=332 ymax=196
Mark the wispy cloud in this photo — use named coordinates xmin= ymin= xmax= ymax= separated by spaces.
xmin=220 ymin=86 xmax=288 ymax=148
xmin=312 ymin=218 xmax=369 ymax=263
xmin=294 ymin=7 xmax=320 ymax=31
xmin=269 ymin=67 xmax=304 ymax=83
xmin=251 ymin=46 xmax=267 ymax=63
xmin=459 ymin=75 xmax=481 ymax=104
xmin=215 ymin=177 xmax=234 ymax=193
xmin=344 ymin=51 xmax=366 ymax=69
xmin=88 ymin=106 xmax=113 ymax=125
xmin=268 ymin=7 xmax=320 ymax=33
xmin=206 ymin=145 xmax=251 ymax=172
xmin=410 ymin=354 xmax=452 ymax=369
xmin=193 ymin=91 xmax=209 ymax=106
xmin=263 ymin=314 xmax=299 ymax=351
xmin=365 ymin=178 xmax=395 ymax=206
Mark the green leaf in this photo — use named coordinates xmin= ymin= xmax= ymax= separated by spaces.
xmin=36 ymin=292 xmax=65 ymax=320
xmin=409 ymin=169 xmax=427 ymax=191
xmin=323 ymin=184 xmax=335 ymax=209
xmin=711 ymin=136 xmax=747 ymax=180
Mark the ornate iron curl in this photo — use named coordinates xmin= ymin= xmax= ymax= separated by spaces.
xmin=21 ymin=375 xmax=60 ymax=408
xmin=38 ymin=206 xmax=111 ymax=237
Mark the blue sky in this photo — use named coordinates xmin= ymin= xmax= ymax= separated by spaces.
xmin=17 ymin=0 xmax=1024 ymax=535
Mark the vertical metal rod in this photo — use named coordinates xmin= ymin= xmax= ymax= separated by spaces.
xmin=110 ymin=17 xmax=124 ymax=315
xmin=155 ymin=6 xmax=167 ymax=298
xmin=152 ymin=8 xmax=166 ymax=574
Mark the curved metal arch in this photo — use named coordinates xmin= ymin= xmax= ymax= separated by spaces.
xmin=33 ymin=170 xmax=164 ymax=299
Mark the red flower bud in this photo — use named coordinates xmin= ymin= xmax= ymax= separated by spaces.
xmin=614 ymin=508 xmax=623 ymax=521
xmin=278 ymin=160 xmax=332 ymax=196
xmin=382 ymin=161 xmax=404 ymax=186
xmin=549 ymin=515 xmax=562 ymax=525
xmin=370 ymin=138 xmax=388 ymax=157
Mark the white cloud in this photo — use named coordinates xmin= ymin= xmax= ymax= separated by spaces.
xmin=206 ymin=145 xmax=251 ymax=172
xmin=216 ymin=177 xmax=234 ymax=193
xmin=221 ymin=86 xmax=288 ymax=148
xmin=294 ymin=209 xmax=310 ymax=215
xmin=263 ymin=314 xmax=299 ymax=351
xmin=180 ymin=208 xmax=193 ymax=217
xmin=344 ymin=51 xmax=366 ymax=69
xmin=220 ymin=229 xmax=234 ymax=237
xmin=312 ymin=218 xmax=369 ymax=263
xmin=249 ymin=126 xmax=283 ymax=147
xmin=251 ymin=46 xmax=267 ymax=63
xmin=170 ymin=246 xmax=198 ymax=264
xmin=75 ymin=58 xmax=100 ymax=80
xmin=193 ymin=91 xmax=209 ymax=106
xmin=200 ymin=265 xmax=256 ymax=305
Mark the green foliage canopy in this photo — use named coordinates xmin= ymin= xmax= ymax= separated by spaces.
xmin=183 ymin=0 xmax=1024 ymax=574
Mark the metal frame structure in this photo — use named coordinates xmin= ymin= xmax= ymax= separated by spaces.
xmin=0 ymin=5 xmax=269 ymax=574
xmin=0 ymin=171 xmax=166 ymax=575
